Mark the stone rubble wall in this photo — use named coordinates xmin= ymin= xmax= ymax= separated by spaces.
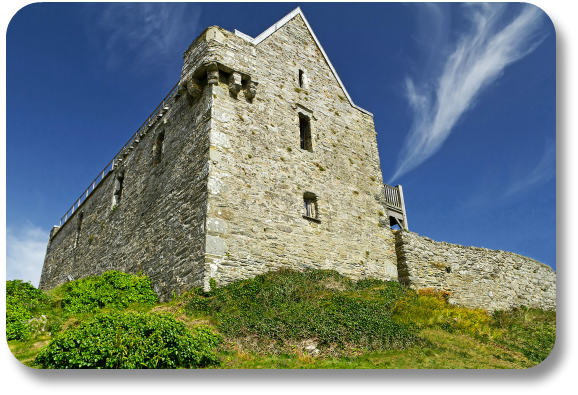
xmin=199 ymin=16 xmax=398 ymax=289
xmin=39 ymin=84 xmax=213 ymax=302
xmin=395 ymin=230 xmax=556 ymax=312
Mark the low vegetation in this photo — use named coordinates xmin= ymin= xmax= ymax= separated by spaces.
xmin=185 ymin=270 xmax=417 ymax=354
xmin=7 ymin=280 xmax=50 ymax=341
xmin=35 ymin=312 xmax=221 ymax=369
xmin=6 ymin=269 xmax=555 ymax=369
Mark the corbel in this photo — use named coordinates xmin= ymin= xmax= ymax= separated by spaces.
xmin=245 ymin=79 xmax=258 ymax=100
xmin=206 ymin=62 xmax=219 ymax=85
xmin=229 ymin=72 xmax=242 ymax=96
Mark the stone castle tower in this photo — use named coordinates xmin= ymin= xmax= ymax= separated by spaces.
xmin=39 ymin=8 xmax=404 ymax=301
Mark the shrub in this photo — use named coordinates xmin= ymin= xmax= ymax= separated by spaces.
xmin=6 ymin=280 xmax=50 ymax=340
xmin=185 ymin=269 xmax=417 ymax=352
xmin=59 ymin=271 xmax=158 ymax=314
xmin=34 ymin=312 xmax=221 ymax=369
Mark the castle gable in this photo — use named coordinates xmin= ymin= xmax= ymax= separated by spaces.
xmin=234 ymin=7 xmax=372 ymax=116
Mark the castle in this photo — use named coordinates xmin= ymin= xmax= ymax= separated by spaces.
xmin=39 ymin=8 xmax=555 ymax=311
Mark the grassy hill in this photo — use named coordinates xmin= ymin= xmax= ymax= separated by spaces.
xmin=7 ymin=269 xmax=555 ymax=369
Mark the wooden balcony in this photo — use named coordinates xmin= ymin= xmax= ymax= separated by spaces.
xmin=383 ymin=183 xmax=409 ymax=230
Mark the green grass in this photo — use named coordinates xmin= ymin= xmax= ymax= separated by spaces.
xmin=7 ymin=269 xmax=555 ymax=369
xmin=217 ymin=329 xmax=532 ymax=369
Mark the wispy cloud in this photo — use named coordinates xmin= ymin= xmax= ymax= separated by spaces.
xmin=6 ymin=224 xmax=49 ymax=287
xmin=464 ymin=142 xmax=555 ymax=210
xmin=94 ymin=3 xmax=202 ymax=73
xmin=390 ymin=3 xmax=547 ymax=182
xmin=504 ymin=142 xmax=556 ymax=197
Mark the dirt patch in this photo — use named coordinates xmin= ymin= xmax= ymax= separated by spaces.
xmin=323 ymin=280 xmax=347 ymax=292
xmin=60 ymin=317 xmax=80 ymax=332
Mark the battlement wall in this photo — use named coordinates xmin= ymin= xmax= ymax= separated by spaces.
xmin=395 ymin=230 xmax=556 ymax=312
xmin=39 ymin=85 xmax=213 ymax=302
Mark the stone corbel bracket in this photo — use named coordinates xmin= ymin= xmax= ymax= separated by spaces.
xmin=179 ymin=61 xmax=258 ymax=105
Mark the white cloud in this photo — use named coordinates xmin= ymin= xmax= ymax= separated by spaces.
xmin=6 ymin=225 xmax=48 ymax=287
xmin=390 ymin=3 xmax=547 ymax=183
xmin=95 ymin=3 xmax=202 ymax=73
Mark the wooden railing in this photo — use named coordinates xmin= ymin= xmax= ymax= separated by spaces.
xmin=383 ymin=183 xmax=402 ymax=209
xmin=58 ymin=82 xmax=180 ymax=227
xmin=383 ymin=183 xmax=409 ymax=230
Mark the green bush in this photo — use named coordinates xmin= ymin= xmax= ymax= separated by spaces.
xmin=6 ymin=280 xmax=50 ymax=340
xmin=185 ymin=269 xmax=417 ymax=351
xmin=34 ymin=312 xmax=222 ymax=369
xmin=59 ymin=271 xmax=158 ymax=314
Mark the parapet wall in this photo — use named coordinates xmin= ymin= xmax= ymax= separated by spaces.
xmin=395 ymin=230 xmax=556 ymax=312
xmin=39 ymin=84 xmax=212 ymax=302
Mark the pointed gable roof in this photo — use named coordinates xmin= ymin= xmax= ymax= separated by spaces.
xmin=234 ymin=7 xmax=373 ymax=116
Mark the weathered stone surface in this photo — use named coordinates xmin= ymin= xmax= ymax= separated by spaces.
xmin=395 ymin=230 xmax=556 ymax=312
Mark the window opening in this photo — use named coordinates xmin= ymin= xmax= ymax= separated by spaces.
xmin=299 ymin=115 xmax=312 ymax=152
xmin=299 ymin=69 xmax=304 ymax=88
xmin=303 ymin=193 xmax=318 ymax=220
xmin=153 ymin=131 xmax=165 ymax=166
xmin=112 ymin=171 xmax=124 ymax=207
xmin=74 ymin=211 xmax=84 ymax=248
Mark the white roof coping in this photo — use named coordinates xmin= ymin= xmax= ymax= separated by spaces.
xmin=234 ymin=7 xmax=373 ymax=117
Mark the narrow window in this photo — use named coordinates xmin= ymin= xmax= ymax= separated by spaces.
xmin=299 ymin=69 xmax=304 ymax=88
xmin=153 ymin=131 xmax=165 ymax=166
xmin=74 ymin=211 xmax=84 ymax=248
xmin=112 ymin=171 xmax=124 ymax=207
xmin=299 ymin=115 xmax=312 ymax=152
xmin=303 ymin=193 xmax=318 ymax=220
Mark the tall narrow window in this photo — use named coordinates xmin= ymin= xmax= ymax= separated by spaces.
xmin=299 ymin=115 xmax=312 ymax=152
xmin=153 ymin=131 xmax=165 ymax=166
xmin=74 ymin=211 xmax=84 ymax=248
xmin=112 ymin=171 xmax=124 ymax=207
xmin=299 ymin=69 xmax=304 ymax=88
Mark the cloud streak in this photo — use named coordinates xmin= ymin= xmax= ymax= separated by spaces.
xmin=463 ymin=142 xmax=555 ymax=210
xmin=6 ymin=224 xmax=49 ymax=287
xmin=504 ymin=142 xmax=555 ymax=197
xmin=95 ymin=3 xmax=202 ymax=73
xmin=390 ymin=3 xmax=547 ymax=182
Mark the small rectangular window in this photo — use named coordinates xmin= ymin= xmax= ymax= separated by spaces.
xmin=299 ymin=69 xmax=304 ymax=88
xmin=299 ymin=115 xmax=312 ymax=152
xmin=303 ymin=193 xmax=318 ymax=220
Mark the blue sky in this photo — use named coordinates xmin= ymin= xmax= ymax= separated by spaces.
xmin=5 ymin=2 xmax=556 ymax=285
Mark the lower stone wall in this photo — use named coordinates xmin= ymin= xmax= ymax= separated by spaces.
xmin=395 ymin=230 xmax=556 ymax=312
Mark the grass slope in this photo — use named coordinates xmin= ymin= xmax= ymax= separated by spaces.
xmin=7 ymin=269 xmax=555 ymax=369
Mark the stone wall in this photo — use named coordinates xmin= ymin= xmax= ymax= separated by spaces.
xmin=199 ymin=16 xmax=398 ymax=289
xmin=395 ymin=230 xmax=556 ymax=312
xmin=39 ymin=80 xmax=213 ymax=302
